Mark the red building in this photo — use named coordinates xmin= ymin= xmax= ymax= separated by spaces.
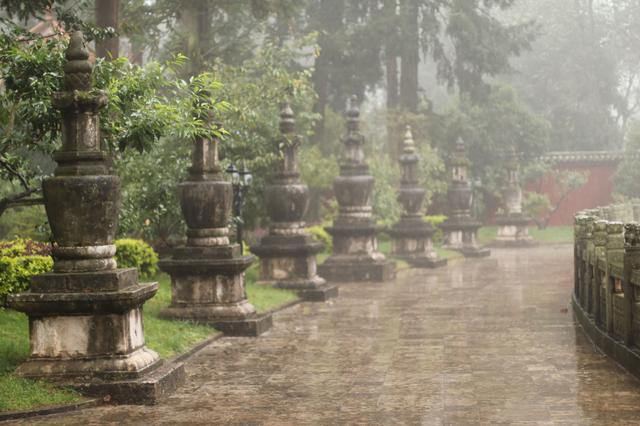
xmin=525 ymin=151 xmax=624 ymax=226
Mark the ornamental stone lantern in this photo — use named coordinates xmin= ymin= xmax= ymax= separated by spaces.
xmin=493 ymin=146 xmax=534 ymax=247
xmin=158 ymin=103 xmax=271 ymax=336
xmin=318 ymin=96 xmax=396 ymax=282
xmin=251 ymin=103 xmax=338 ymax=301
xmin=7 ymin=32 xmax=183 ymax=404
xmin=439 ymin=138 xmax=490 ymax=257
xmin=389 ymin=126 xmax=446 ymax=268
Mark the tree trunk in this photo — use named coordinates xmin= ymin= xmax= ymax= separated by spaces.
xmin=311 ymin=52 xmax=330 ymax=147
xmin=399 ymin=0 xmax=419 ymax=112
xmin=95 ymin=0 xmax=119 ymax=60
xmin=384 ymin=0 xmax=399 ymax=111
xmin=383 ymin=0 xmax=399 ymax=160
xmin=310 ymin=0 xmax=344 ymax=146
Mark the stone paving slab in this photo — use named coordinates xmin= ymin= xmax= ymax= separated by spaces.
xmin=10 ymin=245 xmax=640 ymax=425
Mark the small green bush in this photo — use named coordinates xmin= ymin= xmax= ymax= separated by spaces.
xmin=306 ymin=225 xmax=332 ymax=253
xmin=425 ymin=215 xmax=447 ymax=245
xmin=0 ymin=239 xmax=53 ymax=306
xmin=115 ymin=239 xmax=159 ymax=279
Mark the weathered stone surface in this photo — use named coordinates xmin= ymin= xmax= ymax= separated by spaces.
xmin=319 ymin=96 xmax=395 ymax=282
xmin=389 ymin=126 xmax=446 ymax=268
xmin=251 ymin=103 xmax=335 ymax=300
xmin=492 ymin=147 xmax=534 ymax=247
xmin=23 ymin=246 xmax=640 ymax=425
xmin=440 ymin=138 xmax=491 ymax=258
xmin=158 ymin=98 xmax=266 ymax=334
xmin=6 ymin=33 xmax=168 ymax=400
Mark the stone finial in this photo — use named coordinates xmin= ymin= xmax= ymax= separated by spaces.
xmin=347 ymin=95 xmax=360 ymax=132
xmin=625 ymin=223 xmax=640 ymax=249
xmin=402 ymin=125 xmax=416 ymax=155
xmin=593 ymin=220 xmax=608 ymax=246
xmin=64 ymin=32 xmax=93 ymax=91
xmin=279 ymin=101 xmax=295 ymax=136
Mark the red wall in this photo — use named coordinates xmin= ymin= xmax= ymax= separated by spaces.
xmin=526 ymin=163 xmax=617 ymax=226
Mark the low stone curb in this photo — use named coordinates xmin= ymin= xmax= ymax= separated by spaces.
xmin=0 ymin=398 xmax=101 ymax=423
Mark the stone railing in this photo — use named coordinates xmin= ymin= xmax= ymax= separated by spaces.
xmin=573 ymin=204 xmax=640 ymax=378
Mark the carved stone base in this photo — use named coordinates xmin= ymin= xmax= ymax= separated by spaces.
xmin=71 ymin=360 xmax=185 ymax=405
xmin=251 ymin=235 xmax=334 ymax=302
xmin=210 ymin=313 xmax=273 ymax=337
xmin=318 ymin=256 xmax=396 ymax=283
xmin=159 ymin=248 xmax=259 ymax=322
xmin=389 ymin=219 xmax=447 ymax=269
xmin=295 ymin=284 xmax=339 ymax=302
xmin=440 ymin=218 xmax=490 ymax=258
xmin=8 ymin=272 xmax=161 ymax=380
xmin=398 ymin=254 xmax=448 ymax=268
xmin=7 ymin=270 xmax=182 ymax=404
xmin=458 ymin=247 xmax=492 ymax=258
xmin=491 ymin=215 xmax=535 ymax=248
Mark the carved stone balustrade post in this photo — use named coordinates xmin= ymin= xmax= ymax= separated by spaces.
xmin=590 ymin=220 xmax=607 ymax=328
xmin=388 ymin=126 xmax=446 ymax=268
xmin=605 ymin=222 xmax=624 ymax=338
xmin=158 ymin=106 xmax=271 ymax=336
xmin=623 ymin=223 xmax=640 ymax=346
xmin=493 ymin=146 xmax=534 ymax=247
xmin=7 ymin=32 xmax=183 ymax=404
xmin=251 ymin=103 xmax=338 ymax=301
xmin=439 ymin=138 xmax=490 ymax=258
xmin=318 ymin=96 xmax=396 ymax=282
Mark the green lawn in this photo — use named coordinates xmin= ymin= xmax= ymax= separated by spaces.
xmin=529 ymin=226 xmax=573 ymax=243
xmin=478 ymin=226 xmax=498 ymax=246
xmin=143 ymin=274 xmax=216 ymax=359
xmin=0 ymin=309 xmax=81 ymax=412
xmin=0 ymin=268 xmax=297 ymax=413
xmin=244 ymin=265 xmax=299 ymax=312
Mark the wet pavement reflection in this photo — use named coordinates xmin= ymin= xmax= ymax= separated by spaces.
xmin=13 ymin=245 xmax=640 ymax=425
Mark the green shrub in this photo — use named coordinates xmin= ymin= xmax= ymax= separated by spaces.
xmin=306 ymin=225 xmax=332 ymax=253
xmin=424 ymin=215 xmax=447 ymax=226
xmin=115 ymin=239 xmax=159 ymax=279
xmin=0 ymin=239 xmax=53 ymax=305
xmin=425 ymin=215 xmax=447 ymax=245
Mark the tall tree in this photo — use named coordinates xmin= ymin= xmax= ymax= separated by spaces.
xmin=399 ymin=0 xmax=419 ymax=112
xmin=95 ymin=0 xmax=119 ymax=59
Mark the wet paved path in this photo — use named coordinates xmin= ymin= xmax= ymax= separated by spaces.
xmin=14 ymin=245 xmax=640 ymax=425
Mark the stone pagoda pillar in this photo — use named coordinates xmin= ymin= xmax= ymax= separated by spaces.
xmin=493 ymin=146 xmax=534 ymax=247
xmin=158 ymin=107 xmax=271 ymax=336
xmin=439 ymin=138 xmax=490 ymax=258
xmin=389 ymin=126 xmax=447 ymax=268
xmin=318 ymin=96 xmax=396 ymax=282
xmin=7 ymin=32 xmax=183 ymax=404
xmin=251 ymin=103 xmax=338 ymax=301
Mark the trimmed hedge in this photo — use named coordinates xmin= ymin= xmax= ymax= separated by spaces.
xmin=0 ymin=239 xmax=53 ymax=306
xmin=115 ymin=239 xmax=158 ymax=279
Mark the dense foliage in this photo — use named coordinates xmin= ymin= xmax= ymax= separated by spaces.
xmin=114 ymin=238 xmax=158 ymax=279
xmin=0 ymin=239 xmax=52 ymax=305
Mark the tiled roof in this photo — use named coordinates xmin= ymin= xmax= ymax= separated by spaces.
xmin=542 ymin=151 xmax=632 ymax=165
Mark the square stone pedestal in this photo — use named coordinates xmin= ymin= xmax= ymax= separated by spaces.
xmin=7 ymin=268 xmax=185 ymax=404
xmin=159 ymin=246 xmax=272 ymax=337
xmin=492 ymin=216 xmax=536 ymax=248
xmin=251 ymin=235 xmax=338 ymax=302
xmin=318 ymin=256 xmax=396 ymax=282
xmin=319 ymin=224 xmax=397 ymax=283
xmin=440 ymin=220 xmax=491 ymax=258
xmin=389 ymin=221 xmax=447 ymax=269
